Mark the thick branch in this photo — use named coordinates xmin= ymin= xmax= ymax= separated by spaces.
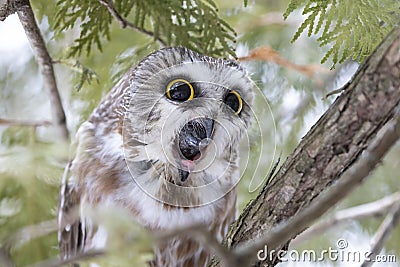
xmin=15 ymin=0 xmax=69 ymax=140
xmin=210 ymin=26 xmax=400 ymax=266
xmin=234 ymin=112 xmax=400 ymax=264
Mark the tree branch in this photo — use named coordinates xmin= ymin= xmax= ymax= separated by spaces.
xmin=0 ymin=118 xmax=52 ymax=127
xmin=238 ymin=46 xmax=330 ymax=81
xmin=292 ymin=192 xmax=400 ymax=245
xmin=210 ymin=26 xmax=400 ymax=266
xmin=361 ymin=202 xmax=400 ymax=267
xmin=12 ymin=0 xmax=69 ymax=141
xmin=0 ymin=220 xmax=57 ymax=267
xmin=2 ymin=220 xmax=57 ymax=250
xmin=98 ymin=0 xmax=167 ymax=46
xmin=0 ymin=0 xmax=26 ymax=21
xmin=27 ymin=250 xmax=104 ymax=267
xmin=0 ymin=247 xmax=14 ymax=267
xmin=234 ymin=111 xmax=400 ymax=265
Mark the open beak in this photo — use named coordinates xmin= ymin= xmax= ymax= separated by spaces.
xmin=177 ymin=118 xmax=214 ymax=182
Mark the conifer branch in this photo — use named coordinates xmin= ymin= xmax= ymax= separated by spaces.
xmin=97 ymin=0 xmax=167 ymax=46
xmin=55 ymin=0 xmax=236 ymax=58
xmin=284 ymin=0 xmax=400 ymax=67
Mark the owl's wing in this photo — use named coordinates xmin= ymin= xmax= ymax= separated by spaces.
xmin=58 ymin=162 xmax=85 ymax=262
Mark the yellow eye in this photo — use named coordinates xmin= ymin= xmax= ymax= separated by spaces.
xmin=166 ymin=79 xmax=194 ymax=101
xmin=224 ymin=90 xmax=243 ymax=115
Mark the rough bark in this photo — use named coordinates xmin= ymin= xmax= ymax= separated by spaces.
xmin=229 ymin=111 xmax=400 ymax=267
xmin=0 ymin=0 xmax=28 ymax=21
xmin=210 ymin=26 xmax=400 ymax=266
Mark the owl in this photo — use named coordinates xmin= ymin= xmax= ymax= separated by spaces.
xmin=58 ymin=47 xmax=254 ymax=267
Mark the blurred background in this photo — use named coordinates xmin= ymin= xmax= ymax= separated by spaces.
xmin=0 ymin=0 xmax=399 ymax=266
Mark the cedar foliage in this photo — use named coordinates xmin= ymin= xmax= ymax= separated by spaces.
xmin=284 ymin=0 xmax=400 ymax=67
xmin=54 ymin=0 xmax=237 ymax=58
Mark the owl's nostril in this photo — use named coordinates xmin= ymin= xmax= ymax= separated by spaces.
xmin=178 ymin=118 xmax=214 ymax=161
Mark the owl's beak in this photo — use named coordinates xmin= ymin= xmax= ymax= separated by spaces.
xmin=177 ymin=118 xmax=214 ymax=182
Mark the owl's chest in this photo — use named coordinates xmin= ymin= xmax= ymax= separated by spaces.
xmin=115 ymin=173 xmax=228 ymax=230
xmin=81 ymin=165 xmax=236 ymax=266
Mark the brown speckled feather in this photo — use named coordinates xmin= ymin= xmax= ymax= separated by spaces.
xmin=58 ymin=163 xmax=85 ymax=262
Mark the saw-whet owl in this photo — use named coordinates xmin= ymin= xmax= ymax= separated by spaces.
xmin=58 ymin=46 xmax=254 ymax=266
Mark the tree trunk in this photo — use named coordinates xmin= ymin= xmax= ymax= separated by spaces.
xmin=210 ymin=26 xmax=400 ymax=266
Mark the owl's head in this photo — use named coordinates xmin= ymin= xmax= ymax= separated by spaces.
xmin=122 ymin=47 xmax=254 ymax=206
